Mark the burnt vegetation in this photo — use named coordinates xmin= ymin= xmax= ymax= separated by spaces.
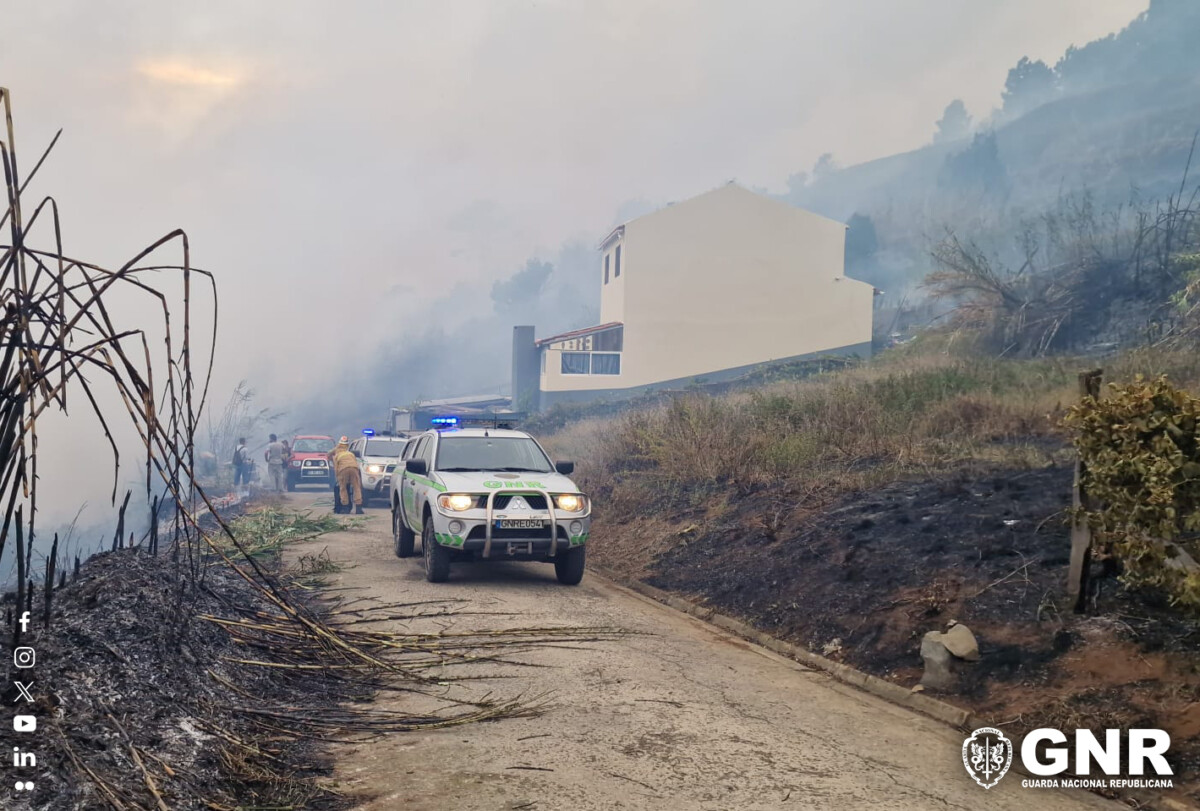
xmin=926 ymin=139 xmax=1200 ymax=358
xmin=0 ymin=90 xmax=628 ymax=809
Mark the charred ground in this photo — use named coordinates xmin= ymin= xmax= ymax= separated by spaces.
xmin=590 ymin=455 xmax=1200 ymax=800
xmin=0 ymin=508 xmax=351 ymax=810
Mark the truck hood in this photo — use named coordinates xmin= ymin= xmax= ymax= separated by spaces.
xmin=433 ymin=470 xmax=582 ymax=494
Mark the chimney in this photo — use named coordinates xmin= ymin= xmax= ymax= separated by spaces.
xmin=511 ymin=326 xmax=540 ymax=412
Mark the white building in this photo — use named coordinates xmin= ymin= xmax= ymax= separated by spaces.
xmin=512 ymin=183 xmax=875 ymax=409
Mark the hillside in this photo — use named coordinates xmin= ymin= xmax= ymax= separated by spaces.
xmin=781 ymin=0 xmax=1200 ymax=295
xmin=796 ymin=76 xmax=1200 ymax=224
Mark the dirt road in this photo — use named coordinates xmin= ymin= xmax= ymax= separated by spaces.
xmin=283 ymin=491 xmax=1113 ymax=810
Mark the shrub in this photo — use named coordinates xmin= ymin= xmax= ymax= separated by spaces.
xmin=1064 ymin=375 xmax=1200 ymax=608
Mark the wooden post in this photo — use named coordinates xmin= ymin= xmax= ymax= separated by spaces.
xmin=150 ymin=494 xmax=159 ymax=556
xmin=1068 ymin=369 xmax=1104 ymax=612
xmin=43 ymin=533 xmax=57 ymax=628
xmin=113 ymin=489 xmax=130 ymax=552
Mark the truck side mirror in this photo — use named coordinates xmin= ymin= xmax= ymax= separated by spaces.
xmin=406 ymin=458 xmax=428 ymax=476
xmin=555 ymin=461 xmax=575 ymax=475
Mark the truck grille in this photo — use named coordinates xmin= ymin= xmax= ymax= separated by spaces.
xmin=467 ymin=525 xmax=567 ymax=541
xmin=302 ymin=459 xmax=327 ymax=468
xmin=493 ymin=494 xmax=548 ymax=510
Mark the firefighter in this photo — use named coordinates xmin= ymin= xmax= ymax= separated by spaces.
xmin=331 ymin=436 xmax=364 ymax=515
xmin=327 ymin=442 xmax=343 ymax=512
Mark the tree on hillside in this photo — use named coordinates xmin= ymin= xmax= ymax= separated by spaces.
xmin=491 ymin=258 xmax=553 ymax=316
xmin=491 ymin=244 xmax=600 ymax=332
xmin=846 ymin=213 xmax=879 ymax=269
xmin=812 ymin=153 xmax=838 ymax=182
xmin=933 ymin=100 xmax=972 ymax=143
xmin=1001 ymin=57 xmax=1058 ymax=118
xmin=1056 ymin=0 xmax=1200 ymax=93
xmin=785 ymin=171 xmax=809 ymax=199
xmin=938 ymin=132 xmax=1010 ymax=199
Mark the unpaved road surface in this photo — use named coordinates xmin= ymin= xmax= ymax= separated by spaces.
xmin=283 ymin=491 xmax=1113 ymax=810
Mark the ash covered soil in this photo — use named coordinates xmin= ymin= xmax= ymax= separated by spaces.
xmin=0 ymin=541 xmax=346 ymax=810
xmin=595 ymin=457 xmax=1200 ymax=800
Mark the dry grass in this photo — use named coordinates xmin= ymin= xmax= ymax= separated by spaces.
xmin=541 ymin=340 xmax=1200 ymax=577
xmin=558 ymin=345 xmax=1072 ymax=488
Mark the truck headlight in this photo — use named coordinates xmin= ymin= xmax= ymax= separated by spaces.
xmin=291 ymin=460 xmax=301 ymax=467
xmin=366 ymin=464 xmax=384 ymax=474
xmin=438 ymin=494 xmax=476 ymax=512
xmin=554 ymin=494 xmax=586 ymax=512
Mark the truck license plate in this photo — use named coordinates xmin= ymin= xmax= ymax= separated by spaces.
xmin=497 ymin=519 xmax=543 ymax=530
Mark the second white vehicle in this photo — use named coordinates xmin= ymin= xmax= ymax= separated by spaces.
xmin=349 ymin=435 xmax=409 ymax=505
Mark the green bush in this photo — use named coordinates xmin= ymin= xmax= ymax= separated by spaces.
xmin=1064 ymin=376 xmax=1200 ymax=608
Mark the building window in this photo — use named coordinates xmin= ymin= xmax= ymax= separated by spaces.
xmin=614 ymin=245 xmax=622 ymax=277
xmin=593 ymin=327 xmax=623 ymax=351
xmin=604 ymin=254 xmax=610 ymax=284
xmin=560 ymin=351 xmax=621 ymax=376
xmin=592 ymin=353 xmax=621 ymax=375
xmin=561 ymin=352 xmax=590 ymax=375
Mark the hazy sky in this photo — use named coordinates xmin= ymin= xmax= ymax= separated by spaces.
xmin=1 ymin=0 xmax=1147 ymax=525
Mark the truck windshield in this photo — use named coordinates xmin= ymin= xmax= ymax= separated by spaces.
xmin=435 ymin=437 xmax=553 ymax=473
xmin=292 ymin=438 xmax=334 ymax=452
xmin=364 ymin=440 xmax=405 ymax=457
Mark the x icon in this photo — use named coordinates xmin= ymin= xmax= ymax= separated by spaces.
xmin=13 ymin=681 xmax=34 ymax=703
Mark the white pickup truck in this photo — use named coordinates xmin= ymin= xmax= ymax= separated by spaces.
xmin=348 ymin=434 xmax=408 ymax=505
xmin=389 ymin=426 xmax=590 ymax=584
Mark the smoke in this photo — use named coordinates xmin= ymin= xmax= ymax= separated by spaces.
xmin=0 ymin=0 xmax=1149 ymax=530
xmin=277 ymin=239 xmax=601 ymax=439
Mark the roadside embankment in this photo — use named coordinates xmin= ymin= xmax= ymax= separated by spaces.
xmin=543 ymin=343 xmax=1200 ymax=805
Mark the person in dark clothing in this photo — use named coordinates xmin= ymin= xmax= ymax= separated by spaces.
xmin=232 ymin=438 xmax=251 ymax=486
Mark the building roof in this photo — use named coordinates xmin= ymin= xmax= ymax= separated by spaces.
xmin=393 ymin=394 xmax=511 ymax=410
xmin=596 ymin=182 xmax=847 ymax=251
xmin=535 ymin=321 xmax=623 ymax=348
xmin=599 ymin=224 xmax=625 ymax=250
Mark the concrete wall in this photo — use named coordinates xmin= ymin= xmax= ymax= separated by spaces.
xmin=600 ymin=233 xmax=626 ymax=324
xmin=539 ymin=341 xmax=872 ymax=408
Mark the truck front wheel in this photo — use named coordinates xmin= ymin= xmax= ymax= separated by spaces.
xmin=554 ymin=545 xmax=586 ymax=586
xmin=422 ymin=520 xmax=451 ymax=582
xmin=393 ymin=507 xmax=415 ymax=557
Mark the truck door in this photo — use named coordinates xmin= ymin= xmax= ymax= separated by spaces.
xmin=401 ymin=435 xmax=428 ymax=532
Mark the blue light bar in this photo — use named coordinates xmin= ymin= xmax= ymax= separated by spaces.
xmin=430 ymin=416 xmax=460 ymax=428
xmin=362 ymin=428 xmax=375 ymax=436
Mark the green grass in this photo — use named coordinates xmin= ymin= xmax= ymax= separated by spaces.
xmin=210 ymin=508 xmax=347 ymax=563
